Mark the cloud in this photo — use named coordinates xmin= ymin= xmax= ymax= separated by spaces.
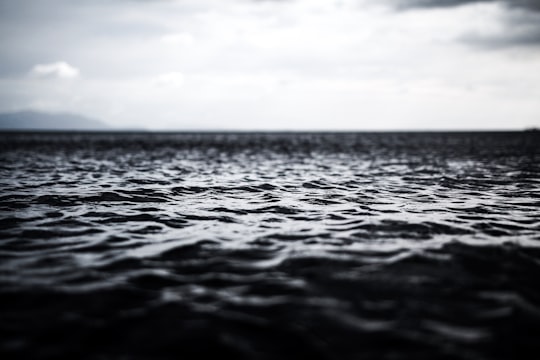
xmin=460 ymin=8 xmax=540 ymax=48
xmin=160 ymin=32 xmax=194 ymax=46
xmin=152 ymin=72 xmax=185 ymax=87
xmin=389 ymin=0 xmax=540 ymax=11
xmin=30 ymin=61 xmax=80 ymax=79
xmin=387 ymin=0 xmax=540 ymax=47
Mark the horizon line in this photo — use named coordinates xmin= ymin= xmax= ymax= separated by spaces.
xmin=1 ymin=128 xmax=538 ymax=134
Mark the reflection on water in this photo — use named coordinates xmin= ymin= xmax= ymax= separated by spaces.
xmin=1 ymin=132 xmax=539 ymax=359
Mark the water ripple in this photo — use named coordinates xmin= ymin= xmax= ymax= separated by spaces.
xmin=1 ymin=132 xmax=539 ymax=359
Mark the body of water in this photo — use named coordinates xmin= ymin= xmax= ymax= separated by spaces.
xmin=1 ymin=132 xmax=539 ymax=359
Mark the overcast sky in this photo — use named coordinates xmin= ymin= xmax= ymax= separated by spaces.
xmin=0 ymin=0 xmax=539 ymax=130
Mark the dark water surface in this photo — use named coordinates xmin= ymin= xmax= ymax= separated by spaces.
xmin=1 ymin=132 xmax=539 ymax=359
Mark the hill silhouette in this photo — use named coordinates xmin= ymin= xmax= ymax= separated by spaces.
xmin=0 ymin=111 xmax=109 ymax=130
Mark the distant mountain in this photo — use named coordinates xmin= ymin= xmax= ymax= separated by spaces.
xmin=0 ymin=111 xmax=110 ymax=130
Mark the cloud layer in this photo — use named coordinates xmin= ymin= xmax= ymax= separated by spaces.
xmin=389 ymin=0 xmax=540 ymax=46
xmin=0 ymin=0 xmax=539 ymax=129
xmin=30 ymin=62 xmax=80 ymax=79
xmin=391 ymin=0 xmax=540 ymax=11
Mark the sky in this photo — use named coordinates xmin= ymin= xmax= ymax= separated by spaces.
xmin=0 ymin=0 xmax=539 ymax=130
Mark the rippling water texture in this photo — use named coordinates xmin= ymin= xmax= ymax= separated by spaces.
xmin=1 ymin=132 xmax=539 ymax=359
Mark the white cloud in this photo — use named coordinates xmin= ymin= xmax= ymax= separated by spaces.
xmin=152 ymin=72 xmax=185 ymax=87
xmin=30 ymin=61 xmax=80 ymax=79
xmin=160 ymin=32 xmax=194 ymax=46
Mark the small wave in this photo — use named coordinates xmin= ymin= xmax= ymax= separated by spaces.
xmin=1 ymin=132 xmax=539 ymax=359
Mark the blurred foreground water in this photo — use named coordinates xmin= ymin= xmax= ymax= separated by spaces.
xmin=1 ymin=132 xmax=539 ymax=359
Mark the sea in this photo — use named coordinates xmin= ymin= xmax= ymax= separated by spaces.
xmin=1 ymin=131 xmax=539 ymax=359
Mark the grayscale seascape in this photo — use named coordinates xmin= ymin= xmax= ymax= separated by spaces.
xmin=1 ymin=131 xmax=539 ymax=359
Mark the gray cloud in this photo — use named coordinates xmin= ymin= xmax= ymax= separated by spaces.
xmin=391 ymin=0 xmax=491 ymax=9
xmin=459 ymin=7 xmax=540 ymax=48
xmin=391 ymin=0 xmax=540 ymax=11
xmin=389 ymin=0 xmax=540 ymax=47
xmin=500 ymin=0 xmax=540 ymax=11
xmin=250 ymin=0 xmax=540 ymax=47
